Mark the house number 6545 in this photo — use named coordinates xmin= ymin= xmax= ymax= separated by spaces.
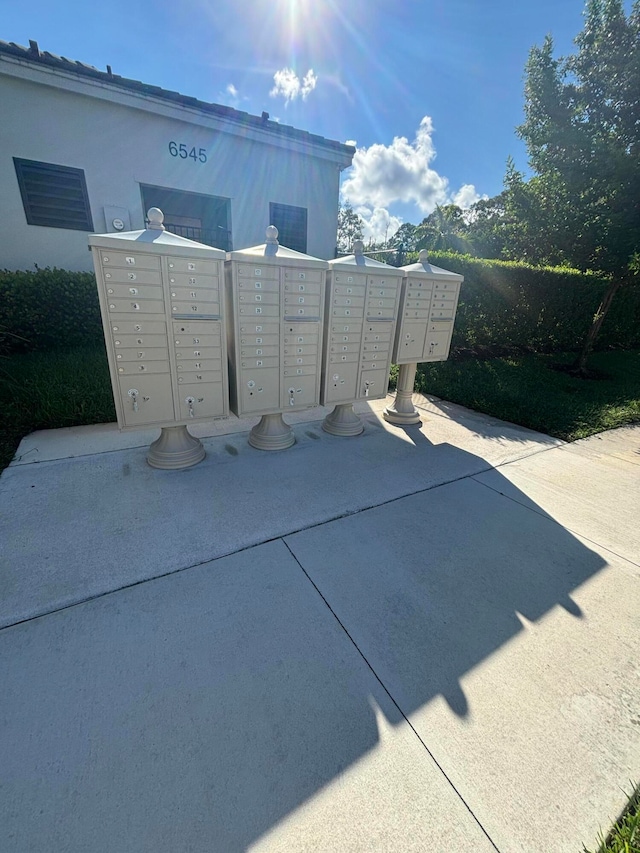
xmin=169 ymin=142 xmax=207 ymax=163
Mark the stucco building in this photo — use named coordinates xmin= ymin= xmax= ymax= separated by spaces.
xmin=0 ymin=39 xmax=354 ymax=271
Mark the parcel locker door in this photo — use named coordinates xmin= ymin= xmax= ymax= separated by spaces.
xmin=283 ymin=374 xmax=319 ymax=410
xmin=177 ymin=382 xmax=226 ymax=421
xmin=239 ymin=368 xmax=280 ymax=413
xmin=397 ymin=322 xmax=428 ymax=361
xmin=323 ymin=362 xmax=359 ymax=404
xmin=423 ymin=330 xmax=453 ymax=361
xmin=118 ymin=375 xmax=175 ymax=427
xmin=359 ymin=368 xmax=389 ymax=401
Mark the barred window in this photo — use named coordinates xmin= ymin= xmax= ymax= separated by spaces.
xmin=14 ymin=158 xmax=93 ymax=231
xmin=269 ymin=202 xmax=307 ymax=253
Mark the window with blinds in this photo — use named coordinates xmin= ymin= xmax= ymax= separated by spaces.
xmin=269 ymin=202 xmax=307 ymax=253
xmin=14 ymin=158 xmax=93 ymax=231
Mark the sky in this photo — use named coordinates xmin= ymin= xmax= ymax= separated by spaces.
xmin=0 ymin=0 xmax=615 ymax=242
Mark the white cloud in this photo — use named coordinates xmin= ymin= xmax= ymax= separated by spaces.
xmin=301 ymin=69 xmax=317 ymax=98
xmin=341 ymin=116 xmax=483 ymax=217
xmin=452 ymin=184 xmax=485 ymax=209
xmin=270 ymin=67 xmax=317 ymax=103
xmin=344 ymin=139 xmax=357 ymax=147
xmin=355 ymin=205 xmax=402 ymax=245
xmin=219 ymin=82 xmax=243 ymax=107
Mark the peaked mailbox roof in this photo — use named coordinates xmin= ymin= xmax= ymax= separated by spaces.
xmin=402 ymin=250 xmax=463 ymax=281
xmin=227 ymin=226 xmax=328 ymax=269
xmin=88 ymin=208 xmax=226 ymax=259
xmin=329 ymin=241 xmax=401 ymax=272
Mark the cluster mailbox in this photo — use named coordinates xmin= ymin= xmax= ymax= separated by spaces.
xmin=384 ymin=249 xmax=463 ymax=425
xmin=225 ymin=226 xmax=328 ymax=450
xmin=320 ymin=241 xmax=403 ymax=435
xmin=393 ymin=249 xmax=463 ymax=364
xmin=89 ymin=208 xmax=228 ymax=467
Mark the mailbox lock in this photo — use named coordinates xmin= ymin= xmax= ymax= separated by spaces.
xmin=288 ymin=387 xmax=295 ymax=406
xmin=185 ymin=396 xmax=196 ymax=418
xmin=127 ymin=388 xmax=139 ymax=412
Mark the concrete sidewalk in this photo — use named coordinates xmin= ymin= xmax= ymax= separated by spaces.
xmin=1 ymin=397 xmax=639 ymax=852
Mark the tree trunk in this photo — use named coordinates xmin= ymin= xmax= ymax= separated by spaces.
xmin=572 ymin=278 xmax=623 ymax=374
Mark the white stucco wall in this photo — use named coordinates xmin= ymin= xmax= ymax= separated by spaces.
xmin=0 ymin=60 xmax=348 ymax=271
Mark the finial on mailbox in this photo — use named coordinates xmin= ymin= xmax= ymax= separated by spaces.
xmin=266 ymin=225 xmax=279 ymax=244
xmin=353 ymin=240 xmax=365 ymax=256
xmin=418 ymin=249 xmax=429 ymax=265
xmin=147 ymin=208 xmax=165 ymax=231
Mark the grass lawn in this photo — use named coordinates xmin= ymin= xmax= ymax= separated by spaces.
xmin=0 ymin=345 xmax=115 ymax=471
xmin=412 ymin=349 xmax=640 ymax=441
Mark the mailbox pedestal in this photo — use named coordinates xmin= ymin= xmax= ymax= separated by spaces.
xmin=225 ymin=226 xmax=328 ymax=450
xmin=321 ymin=241 xmax=402 ymax=436
xmin=384 ymin=250 xmax=463 ymax=426
xmin=147 ymin=424 xmax=206 ymax=469
xmin=89 ymin=208 xmax=229 ymax=468
xmin=248 ymin=412 xmax=296 ymax=451
xmin=322 ymin=402 xmax=365 ymax=436
xmin=383 ymin=363 xmax=421 ymax=425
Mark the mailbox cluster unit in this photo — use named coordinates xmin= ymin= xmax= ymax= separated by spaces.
xmin=321 ymin=248 xmax=403 ymax=406
xmin=90 ymin=214 xmax=463 ymax=465
xmin=392 ymin=250 xmax=463 ymax=365
xmin=89 ymin=210 xmax=228 ymax=437
xmin=225 ymin=227 xmax=327 ymax=418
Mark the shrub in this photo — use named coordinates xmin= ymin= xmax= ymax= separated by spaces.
xmin=0 ymin=267 xmax=102 ymax=355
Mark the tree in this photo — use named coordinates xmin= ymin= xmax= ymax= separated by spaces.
xmin=389 ymin=222 xmax=420 ymax=252
xmin=336 ymin=203 xmax=364 ymax=253
xmin=421 ymin=204 xmax=467 ymax=252
xmin=464 ymin=194 xmax=509 ymax=260
xmin=517 ymin=0 xmax=640 ymax=372
xmin=390 ymin=206 xmax=470 ymax=256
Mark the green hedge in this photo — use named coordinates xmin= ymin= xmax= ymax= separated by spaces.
xmin=0 ymin=268 xmax=102 ymax=355
xmin=423 ymin=252 xmax=640 ymax=354
xmin=1 ymin=257 xmax=639 ymax=356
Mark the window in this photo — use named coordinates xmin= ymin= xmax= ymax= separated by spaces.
xmin=14 ymin=158 xmax=93 ymax=231
xmin=269 ymin=203 xmax=307 ymax=253
xmin=140 ymin=185 xmax=232 ymax=251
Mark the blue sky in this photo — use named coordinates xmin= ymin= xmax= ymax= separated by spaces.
xmin=0 ymin=0 xmax=611 ymax=241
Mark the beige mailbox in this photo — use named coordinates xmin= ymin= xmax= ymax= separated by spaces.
xmin=225 ymin=226 xmax=328 ymax=450
xmin=384 ymin=250 xmax=463 ymax=425
xmin=89 ymin=208 xmax=228 ymax=468
xmin=320 ymin=241 xmax=402 ymax=435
